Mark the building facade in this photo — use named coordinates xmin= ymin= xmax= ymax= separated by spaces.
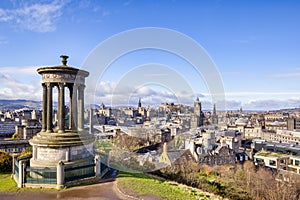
xmin=190 ymin=97 xmax=204 ymax=129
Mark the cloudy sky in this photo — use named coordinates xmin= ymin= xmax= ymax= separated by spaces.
xmin=0 ymin=0 xmax=300 ymax=111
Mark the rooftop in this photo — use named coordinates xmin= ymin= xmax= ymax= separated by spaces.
xmin=256 ymin=151 xmax=288 ymax=158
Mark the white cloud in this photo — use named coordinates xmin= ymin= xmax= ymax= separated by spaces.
xmin=0 ymin=65 xmax=42 ymax=101
xmin=0 ymin=66 xmax=39 ymax=75
xmin=0 ymin=1 xmax=66 ymax=32
xmin=0 ymin=72 xmax=298 ymax=111
xmin=123 ymin=1 xmax=132 ymax=6
xmin=269 ymin=73 xmax=300 ymax=78
xmin=87 ymin=82 xmax=300 ymax=110
xmin=86 ymin=81 xmax=199 ymax=107
xmin=223 ymin=91 xmax=300 ymax=110
xmin=225 ymin=91 xmax=300 ymax=96
xmin=243 ymin=99 xmax=300 ymax=111
xmin=0 ymin=73 xmax=41 ymax=100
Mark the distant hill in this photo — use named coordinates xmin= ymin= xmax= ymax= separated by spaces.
xmin=0 ymin=99 xmax=101 ymax=111
xmin=0 ymin=99 xmax=42 ymax=110
xmin=0 ymin=99 xmax=298 ymax=113
xmin=271 ymin=107 xmax=300 ymax=113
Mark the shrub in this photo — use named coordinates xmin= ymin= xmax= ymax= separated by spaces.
xmin=18 ymin=149 xmax=32 ymax=160
xmin=0 ymin=150 xmax=12 ymax=173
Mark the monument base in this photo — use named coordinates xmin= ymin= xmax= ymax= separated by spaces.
xmin=26 ymin=130 xmax=96 ymax=188
xmin=30 ymin=130 xmax=94 ymax=162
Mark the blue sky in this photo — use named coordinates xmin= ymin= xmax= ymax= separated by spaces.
xmin=0 ymin=0 xmax=300 ymax=110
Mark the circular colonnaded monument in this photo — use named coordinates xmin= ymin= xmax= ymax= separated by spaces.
xmin=28 ymin=55 xmax=95 ymax=188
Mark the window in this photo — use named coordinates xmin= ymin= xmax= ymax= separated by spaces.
xmin=269 ymin=160 xmax=276 ymax=166
xmin=295 ymin=160 xmax=300 ymax=166
xmin=290 ymin=159 xmax=294 ymax=165
xmin=287 ymin=167 xmax=297 ymax=173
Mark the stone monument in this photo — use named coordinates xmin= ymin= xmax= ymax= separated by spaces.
xmin=29 ymin=55 xmax=95 ymax=188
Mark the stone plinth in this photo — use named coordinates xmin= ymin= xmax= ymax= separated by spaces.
xmin=29 ymin=130 xmax=94 ymax=168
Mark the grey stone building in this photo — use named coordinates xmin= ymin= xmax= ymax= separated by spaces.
xmin=199 ymin=146 xmax=236 ymax=166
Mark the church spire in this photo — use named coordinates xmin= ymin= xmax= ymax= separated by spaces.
xmin=138 ymin=97 xmax=142 ymax=108
xmin=213 ymin=103 xmax=216 ymax=115
xmin=212 ymin=103 xmax=218 ymax=125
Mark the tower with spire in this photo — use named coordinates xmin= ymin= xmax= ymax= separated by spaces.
xmin=212 ymin=103 xmax=218 ymax=125
xmin=138 ymin=97 xmax=142 ymax=108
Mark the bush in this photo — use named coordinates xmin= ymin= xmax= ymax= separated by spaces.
xmin=11 ymin=133 xmax=20 ymax=140
xmin=18 ymin=149 xmax=32 ymax=160
xmin=0 ymin=150 xmax=12 ymax=173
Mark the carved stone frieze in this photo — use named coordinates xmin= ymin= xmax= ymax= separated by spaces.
xmin=42 ymin=73 xmax=85 ymax=84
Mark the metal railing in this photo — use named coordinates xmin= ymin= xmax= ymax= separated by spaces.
xmin=65 ymin=163 xmax=95 ymax=182
xmin=14 ymin=160 xmax=19 ymax=178
xmin=25 ymin=167 xmax=57 ymax=184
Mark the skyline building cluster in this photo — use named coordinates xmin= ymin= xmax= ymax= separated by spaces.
xmin=0 ymin=1 xmax=300 ymax=199
xmin=1 ymin=55 xmax=300 ymax=193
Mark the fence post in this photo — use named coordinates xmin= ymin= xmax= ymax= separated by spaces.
xmin=57 ymin=161 xmax=65 ymax=189
xmin=107 ymin=151 xmax=110 ymax=167
xmin=12 ymin=155 xmax=16 ymax=174
xmin=18 ymin=160 xmax=25 ymax=188
xmin=95 ymin=155 xmax=101 ymax=177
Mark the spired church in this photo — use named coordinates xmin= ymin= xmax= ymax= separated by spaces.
xmin=12 ymin=56 xmax=109 ymax=189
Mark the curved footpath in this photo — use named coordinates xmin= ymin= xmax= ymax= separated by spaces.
xmin=0 ymin=169 xmax=134 ymax=200
xmin=1 ymin=170 xmax=224 ymax=200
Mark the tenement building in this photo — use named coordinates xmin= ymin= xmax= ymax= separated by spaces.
xmin=268 ymin=129 xmax=300 ymax=144
xmin=287 ymin=117 xmax=300 ymax=131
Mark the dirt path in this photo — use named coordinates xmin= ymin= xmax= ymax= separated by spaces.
xmin=0 ymin=182 xmax=125 ymax=200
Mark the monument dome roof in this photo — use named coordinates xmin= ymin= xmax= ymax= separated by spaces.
xmin=37 ymin=55 xmax=89 ymax=77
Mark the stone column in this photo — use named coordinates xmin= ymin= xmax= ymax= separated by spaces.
xmin=46 ymin=83 xmax=53 ymax=133
xmin=12 ymin=155 xmax=16 ymax=174
xmin=71 ymin=84 xmax=78 ymax=132
xmin=89 ymin=108 xmax=94 ymax=134
xmin=78 ymin=85 xmax=85 ymax=131
xmin=32 ymin=146 xmax=37 ymax=160
xmin=58 ymin=83 xmax=65 ymax=133
xmin=68 ymin=86 xmax=73 ymax=130
xmin=94 ymin=155 xmax=101 ymax=177
xmin=42 ymin=83 xmax=47 ymax=132
xmin=56 ymin=161 xmax=65 ymax=189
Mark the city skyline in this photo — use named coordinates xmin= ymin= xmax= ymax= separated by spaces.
xmin=0 ymin=0 xmax=300 ymax=110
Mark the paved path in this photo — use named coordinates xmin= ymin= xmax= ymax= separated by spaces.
xmin=0 ymin=170 xmax=131 ymax=200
